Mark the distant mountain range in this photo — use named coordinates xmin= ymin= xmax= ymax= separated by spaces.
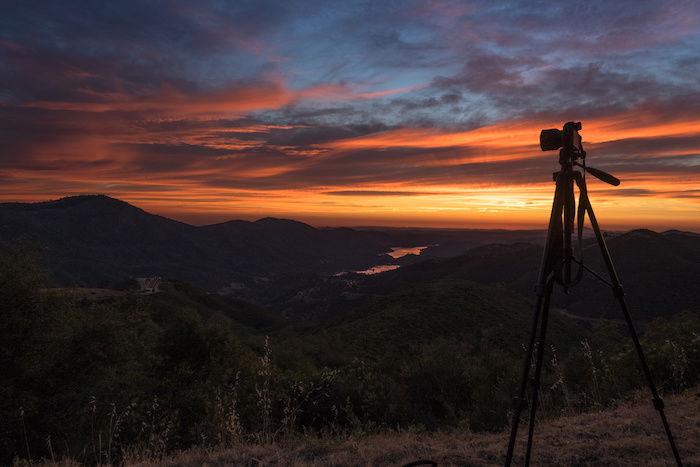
xmin=0 ymin=195 xmax=393 ymax=293
xmin=1 ymin=195 xmax=697 ymax=321
xmin=0 ymin=196 xmax=550 ymax=293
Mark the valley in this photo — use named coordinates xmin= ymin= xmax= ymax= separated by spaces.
xmin=1 ymin=196 xmax=698 ymax=465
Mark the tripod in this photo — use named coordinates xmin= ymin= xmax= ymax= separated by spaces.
xmin=503 ymin=124 xmax=683 ymax=466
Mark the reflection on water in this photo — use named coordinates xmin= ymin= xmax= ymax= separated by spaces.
xmin=387 ymin=245 xmax=428 ymax=258
xmin=337 ymin=245 xmax=431 ymax=276
xmin=354 ymin=264 xmax=400 ymax=275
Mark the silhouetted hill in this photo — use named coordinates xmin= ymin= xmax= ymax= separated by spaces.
xmin=419 ymin=229 xmax=699 ymax=320
xmin=294 ymin=229 xmax=700 ymax=321
xmin=0 ymin=195 xmax=202 ymax=286
xmin=1 ymin=196 xmax=696 ymax=321
xmin=561 ymin=228 xmax=700 ymax=319
xmin=0 ymin=196 xmax=392 ymax=297
xmin=663 ymin=229 xmax=700 ymax=237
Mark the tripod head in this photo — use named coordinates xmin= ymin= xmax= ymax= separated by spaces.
xmin=540 ymin=121 xmax=583 ymax=165
xmin=540 ymin=121 xmax=620 ymax=186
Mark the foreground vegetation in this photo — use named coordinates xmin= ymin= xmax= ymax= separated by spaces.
xmin=2 ymin=243 xmax=699 ymax=465
xmin=131 ymin=388 xmax=700 ymax=466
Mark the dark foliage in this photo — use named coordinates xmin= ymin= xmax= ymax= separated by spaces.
xmin=1 ymin=242 xmax=698 ymax=465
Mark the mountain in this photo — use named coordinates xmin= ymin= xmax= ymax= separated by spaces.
xmin=1 ymin=196 xmax=697 ymax=321
xmin=559 ymin=229 xmax=700 ymax=319
xmin=291 ymin=229 xmax=700 ymax=321
xmin=0 ymin=195 xmax=393 ymax=300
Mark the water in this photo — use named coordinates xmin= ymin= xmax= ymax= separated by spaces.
xmin=387 ymin=245 xmax=429 ymax=258
xmin=353 ymin=264 xmax=401 ymax=275
xmin=344 ymin=245 xmax=429 ymax=275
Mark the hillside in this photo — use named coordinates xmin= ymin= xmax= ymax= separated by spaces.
xmin=131 ymin=388 xmax=700 ymax=466
xmin=5 ymin=196 xmax=696 ymax=322
xmin=291 ymin=280 xmax=581 ymax=365
xmin=0 ymin=195 xmax=393 ymax=297
xmin=298 ymin=229 xmax=700 ymax=321
xmin=560 ymin=229 xmax=700 ymax=319
xmin=2 ymin=241 xmax=699 ymax=465
xmin=0 ymin=196 xmax=550 ymax=313
xmin=266 ymin=280 xmax=586 ymax=432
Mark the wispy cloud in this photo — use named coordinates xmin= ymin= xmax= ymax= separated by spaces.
xmin=0 ymin=0 xmax=699 ymax=229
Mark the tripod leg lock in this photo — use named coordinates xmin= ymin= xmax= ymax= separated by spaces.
xmin=612 ymin=284 xmax=625 ymax=298
xmin=652 ymin=397 xmax=665 ymax=411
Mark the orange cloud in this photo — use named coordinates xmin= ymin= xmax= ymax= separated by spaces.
xmin=21 ymin=79 xmax=346 ymax=115
xmin=4 ymin=96 xmax=699 ymax=231
xmin=330 ymin=111 xmax=700 ymax=153
xmin=328 ymin=121 xmax=542 ymax=150
xmin=356 ymin=84 xmax=426 ymax=99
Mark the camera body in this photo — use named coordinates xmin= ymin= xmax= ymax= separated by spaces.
xmin=540 ymin=121 xmax=585 ymax=169
xmin=540 ymin=122 xmax=583 ymax=155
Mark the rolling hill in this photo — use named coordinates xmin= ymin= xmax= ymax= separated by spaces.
xmin=1 ymin=195 xmax=697 ymax=322
xmin=292 ymin=229 xmax=700 ymax=321
xmin=0 ymin=195 xmax=393 ymax=298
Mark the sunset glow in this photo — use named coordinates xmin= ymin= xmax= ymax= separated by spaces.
xmin=1 ymin=1 xmax=699 ymax=230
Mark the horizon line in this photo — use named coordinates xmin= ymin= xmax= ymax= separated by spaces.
xmin=2 ymin=194 xmax=699 ymax=235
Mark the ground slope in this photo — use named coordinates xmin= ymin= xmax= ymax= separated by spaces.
xmin=133 ymin=389 xmax=700 ymax=466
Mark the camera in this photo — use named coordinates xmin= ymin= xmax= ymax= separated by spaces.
xmin=540 ymin=121 xmax=582 ymax=152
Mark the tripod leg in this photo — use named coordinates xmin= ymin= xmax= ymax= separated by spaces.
xmin=505 ymin=176 xmax=565 ymax=466
xmin=505 ymin=287 xmax=545 ymax=466
xmin=524 ymin=277 xmax=554 ymax=467
xmin=584 ymin=198 xmax=684 ymax=467
xmin=563 ymin=177 xmax=574 ymax=286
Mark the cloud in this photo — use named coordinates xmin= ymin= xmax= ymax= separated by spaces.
xmin=325 ymin=190 xmax=456 ymax=196
xmin=0 ymin=0 xmax=699 ymax=229
xmin=20 ymin=79 xmax=347 ymax=115
xmin=590 ymin=188 xmax=700 ymax=200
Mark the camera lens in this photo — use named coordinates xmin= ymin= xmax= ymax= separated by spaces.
xmin=540 ymin=129 xmax=563 ymax=151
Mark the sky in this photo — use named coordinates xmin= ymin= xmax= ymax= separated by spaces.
xmin=1 ymin=0 xmax=699 ymax=230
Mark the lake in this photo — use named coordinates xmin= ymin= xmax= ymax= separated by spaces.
xmin=350 ymin=245 xmax=429 ymax=275
xmin=387 ymin=245 xmax=429 ymax=258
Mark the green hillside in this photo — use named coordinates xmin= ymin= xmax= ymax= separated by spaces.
xmin=295 ymin=280 xmax=578 ymax=363
xmin=2 ymin=242 xmax=699 ymax=465
xmin=270 ymin=280 xmax=584 ymax=431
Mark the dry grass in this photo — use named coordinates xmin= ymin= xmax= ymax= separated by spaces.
xmin=122 ymin=389 xmax=700 ymax=467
